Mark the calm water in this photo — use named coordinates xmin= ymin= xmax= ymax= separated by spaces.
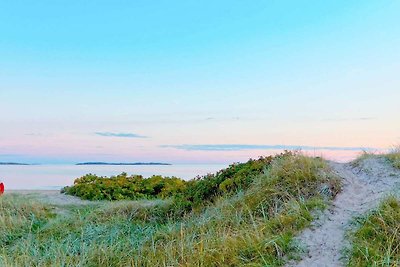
xmin=0 ymin=164 xmax=227 ymax=190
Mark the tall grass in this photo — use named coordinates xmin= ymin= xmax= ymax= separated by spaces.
xmin=0 ymin=154 xmax=341 ymax=266
xmin=0 ymin=195 xmax=52 ymax=247
xmin=386 ymin=147 xmax=400 ymax=169
xmin=347 ymin=197 xmax=400 ymax=267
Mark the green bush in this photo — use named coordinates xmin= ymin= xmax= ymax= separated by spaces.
xmin=63 ymin=152 xmax=292 ymax=212
xmin=62 ymin=173 xmax=187 ymax=201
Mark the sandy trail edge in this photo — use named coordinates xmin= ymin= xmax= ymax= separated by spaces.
xmin=288 ymin=157 xmax=400 ymax=267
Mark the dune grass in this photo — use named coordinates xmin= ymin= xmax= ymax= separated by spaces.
xmin=0 ymin=153 xmax=341 ymax=266
xmin=0 ymin=195 xmax=53 ymax=248
xmin=347 ymin=197 xmax=400 ymax=267
xmin=350 ymin=151 xmax=378 ymax=168
xmin=386 ymin=147 xmax=400 ymax=170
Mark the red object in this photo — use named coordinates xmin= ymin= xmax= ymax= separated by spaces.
xmin=0 ymin=183 xmax=4 ymax=195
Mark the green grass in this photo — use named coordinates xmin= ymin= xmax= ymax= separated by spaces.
xmin=386 ymin=147 xmax=400 ymax=170
xmin=0 ymin=153 xmax=341 ymax=266
xmin=347 ymin=197 xmax=400 ymax=267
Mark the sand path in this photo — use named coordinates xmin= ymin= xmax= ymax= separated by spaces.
xmin=289 ymin=157 xmax=400 ymax=267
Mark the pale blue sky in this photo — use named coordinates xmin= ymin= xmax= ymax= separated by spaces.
xmin=0 ymin=1 xmax=399 ymax=163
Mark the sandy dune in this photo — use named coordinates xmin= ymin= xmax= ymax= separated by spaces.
xmin=289 ymin=157 xmax=400 ymax=267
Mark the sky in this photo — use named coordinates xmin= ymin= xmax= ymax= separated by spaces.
xmin=0 ymin=0 xmax=399 ymax=164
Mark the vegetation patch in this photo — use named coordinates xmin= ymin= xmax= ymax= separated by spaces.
xmin=1 ymin=153 xmax=341 ymax=266
xmin=63 ymin=153 xmax=283 ymax=205
xmin=347 ymin=197 xmax=400 ymax=267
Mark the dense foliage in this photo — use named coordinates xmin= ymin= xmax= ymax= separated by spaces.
xmin=347 ymin=197 xmax=400 ymax=266
xmin=62 ymin=173 xmax=186 ymax=200
xmin=63 ymin=153 xmax=292 ymax=207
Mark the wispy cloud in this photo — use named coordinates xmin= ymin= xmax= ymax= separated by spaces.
xmin=25 ymin=133 xmax=43 ymax=136
xmin=95 ymin=132 xmax=147 ymax=138
xmin=161 ymin=144 xmax=375 ymax=151
xmin=323 ymin=117 xmax=376 ymax=122
xmin=356 ymin=117 xmax=375 ymax=121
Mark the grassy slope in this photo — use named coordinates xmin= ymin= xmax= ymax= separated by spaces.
xmin=347 ymin=197 xmax=400 ymax=267
xmin=0 ymin=154 xmax=341 ymax=266
xmin=386 ymin=147 xmax=400 ymax=170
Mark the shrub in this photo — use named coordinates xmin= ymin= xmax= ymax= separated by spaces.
xmin=63 ymin=153 xmax=291 ymax=204
xmin=62 ymin=173 xmax=187 ymax=201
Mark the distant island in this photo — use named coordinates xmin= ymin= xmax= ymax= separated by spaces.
xmin=0 ymin=162 xmax=31 ymax=165
xmin=76 ymin=162 xmax=172 ymax=166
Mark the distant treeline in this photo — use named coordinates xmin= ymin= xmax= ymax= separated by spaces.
xmin=76 ymin=162 xmax=171 ymax=165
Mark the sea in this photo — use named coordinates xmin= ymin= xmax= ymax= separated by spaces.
xmin=0 ymin=164 xmax=227 ymax=190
